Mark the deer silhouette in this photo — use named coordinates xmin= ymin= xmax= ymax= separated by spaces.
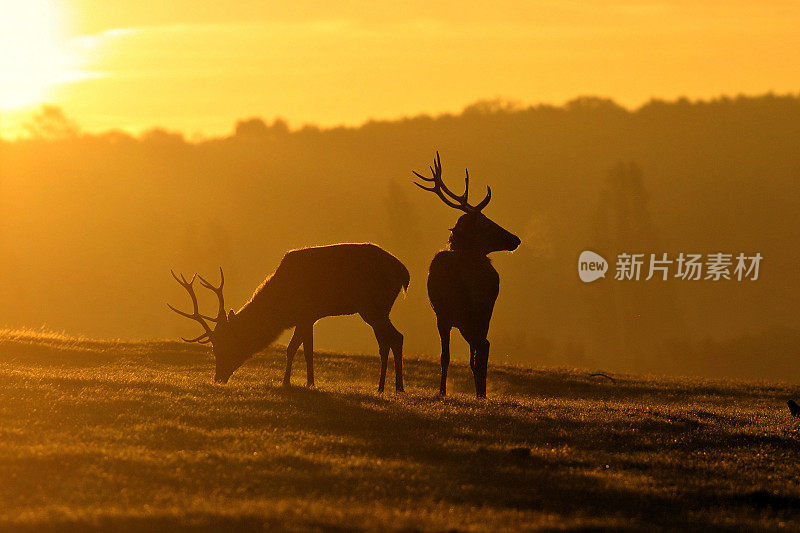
xmin=168 ymin=244 xmax=409 ymax=391
xmin=413 ymin=152 xmax=520 ymax=398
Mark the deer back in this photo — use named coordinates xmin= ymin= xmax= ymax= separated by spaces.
xmin=246 ymin=243 xmax=409 ymax=323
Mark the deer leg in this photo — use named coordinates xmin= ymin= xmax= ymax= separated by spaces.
xmin=469 ymin=344 xmax=479 ymax=394
xmin=388 ymin=321 xmax=404 ymax=393
xmin=302 ymin=324 xmax=315 ymax=388
xmin=378 ymin=340 xmax=390 ymax=393
xmin=370 ymin=323 xmax=390 ymax=393
xmin=438 ymin=320 xmax=451 ymax=396
xmin=282 ymin=328 xmax=303 ymax=387
xmin=474 ymin=339 xmax=490 ymax=399
xmin=366 ymin=312 xmax=401 ymax=393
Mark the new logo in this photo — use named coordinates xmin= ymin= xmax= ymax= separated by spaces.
xmin=578 ymin=250 xmax=608 ymax=282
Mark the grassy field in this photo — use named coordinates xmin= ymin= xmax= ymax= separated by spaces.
xmin=1 ymin=330 xmax=799 ymax=531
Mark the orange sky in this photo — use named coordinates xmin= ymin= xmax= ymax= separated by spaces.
xmin=2 ymin=1 xmax=799 ymax=136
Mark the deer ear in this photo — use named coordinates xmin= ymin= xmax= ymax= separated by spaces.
xmin=228 ymin=310 xmax=236 ymax=321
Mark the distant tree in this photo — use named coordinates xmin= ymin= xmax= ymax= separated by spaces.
xmin=462 ymin=98 xmax=523 ymax=116
xmin=565 ymin=96 xmax=627 ymax=113
xmin=270 ymin=118 xmax=290 ymax=136
xmin=590 ymin=162 xmax=685 ymax=370
xmin=23 ymin=106 xmax=80 ymax=139
xmin=140 ymin=128 xmax=186 ymax=146
xmin=234 ymin=117 xmax=290 ymax=138
xmin=234 ymin=118 xmax=269 ymax=137
xmin=383 ymin=179 xmax=422 ymax=260
xmin=594 ymin=162 xmax=655 ymax=249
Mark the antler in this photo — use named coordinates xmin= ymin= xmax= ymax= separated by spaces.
xmin=197 ymin=267 xmax=226 ymax=324
xmin=413 ymin=151 xmax=491 ymax=213
xmin=167 ymin=270 xmax=217 ymax=344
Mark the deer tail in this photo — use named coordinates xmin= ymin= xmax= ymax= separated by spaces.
xmin=399 ymin=263 xmax=410 ymax=293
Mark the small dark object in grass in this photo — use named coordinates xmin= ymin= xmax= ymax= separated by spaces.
xmin=509 ymin=447 xmax=531 ymax=459
xmin=589 ymin=372 xmax=616 ymax=383
xmin=787 ymin=399 xmax=800 ymax=417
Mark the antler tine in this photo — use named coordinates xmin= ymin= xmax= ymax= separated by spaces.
xmin=461 ymin=167 xmax=490 ymax=211
xmin=464 ymin=168 xmax=470 ymax=202
xmin=166 ymin=301 xmax=213 ymax=336
xmin=412 ymin=180 xmax=464 ymax=209
xmin=197 ymin=266 xmax=224 ymax=291
xmin=197 ymin=267 xmax=226 ymax=323
xmin=473 ymin=185 xmax=492 ymax=211
xmin=167 ymin=303 xmax=193 ymax=320
xmin=181 ymin=332 xmax=211 ymax=343
xmin=171 ymin=269 xmax=196 ymax=287
xmin=412 ymin=171 xmax=434 ymax=184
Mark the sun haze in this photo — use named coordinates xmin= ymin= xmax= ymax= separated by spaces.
xmin=0 ymin=1 xmax=70 ymax=109
xmin=2 ymin=1 xmax=800 ymax=135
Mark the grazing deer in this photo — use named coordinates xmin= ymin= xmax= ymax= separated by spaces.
xmin=168 ymin=243 xmax=409 ymax=391
xmin=413 ymin=152 xmax=520 ymax=398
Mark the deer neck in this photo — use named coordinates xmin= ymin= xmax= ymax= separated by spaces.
xmin=230 ymin=288 xmax=292 ymax=356
xmin=448 ymin=239 xmax=489 ymax=261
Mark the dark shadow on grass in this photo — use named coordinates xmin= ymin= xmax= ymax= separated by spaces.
xmin=0 ymin=514 xmax=299 ymax=533
xmin=2 ymin=342 xmax=798 ymax=530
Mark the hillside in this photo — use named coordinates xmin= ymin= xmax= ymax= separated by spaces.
xmin=3 ymin=94 xmax=800 ymax=379
xmin=0 ymin=330 xmax=799 ymax=530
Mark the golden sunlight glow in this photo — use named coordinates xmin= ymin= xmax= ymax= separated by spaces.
xmin=0 ymin=0 xmax=73 ymax=110
xmin=4 ymin=1 xmax=800 ymax=135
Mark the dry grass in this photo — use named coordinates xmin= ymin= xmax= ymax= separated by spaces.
xmin=1 ymin=330 xmax=799 ymax=531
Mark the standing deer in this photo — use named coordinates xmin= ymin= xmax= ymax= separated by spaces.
xmin=168 ymin=243 xmax=409 ymax=391
xmin=413 ymin=152 xmax=520 ymax=398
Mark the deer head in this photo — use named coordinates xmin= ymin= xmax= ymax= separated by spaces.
xmin=413 ymin=152 xmax=520 ymax=255
xmin=167 ymin=268 xmax=247 ymax=383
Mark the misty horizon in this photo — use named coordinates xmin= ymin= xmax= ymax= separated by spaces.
xmin=5 ymin=91 xmax=800 ymax=139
